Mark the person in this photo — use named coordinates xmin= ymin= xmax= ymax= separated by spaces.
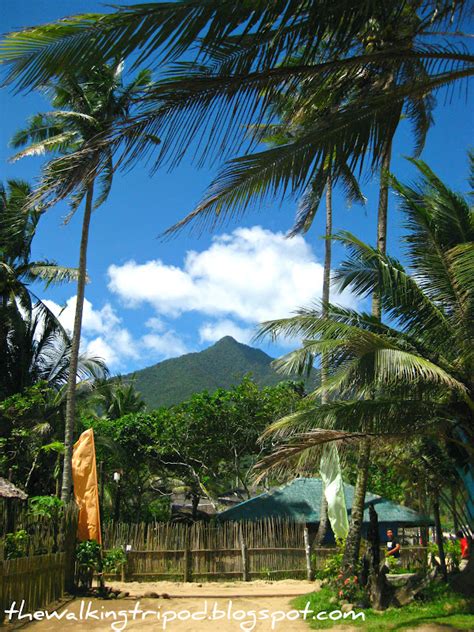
xmin=385 ymin=529 xmax=401 ymax=566
xmin=456 ymin=530 xmax=470 ymax=571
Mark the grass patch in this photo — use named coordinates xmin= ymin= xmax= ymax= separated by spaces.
xmin=292 ymin=582 xmax=474 ymax=631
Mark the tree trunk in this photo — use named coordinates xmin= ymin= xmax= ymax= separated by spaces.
xmin=343 ymin=140 xmax=393 ymax=572
xmin=451 ymin=485 xmax=459 ymax=533
xmin=372 ymin=140 xmax=392 ymax=319
xmin=60 ymin=183 xmax=95 ymax=502
xmin=343 ymin=435 xmax=371 ymax=572
xmin=316 ymin=175 xmax=333 ymax=545
xmin=433 ymin=496 xmax=448 ymax=582
xmin=191 ymin=493 xmax=200 ymax=521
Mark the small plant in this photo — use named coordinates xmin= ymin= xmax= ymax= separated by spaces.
xmin=385 ymin=554 xmax=405 ymax=573
xmin=4 ymin=530 xmax=29 ymax=559
xmin=102 ymin=547 xmax=127 ymax=574
xmin=29 ymin=495 xmax=64 ymax=520
xmin=334 ymin=574 xmax=367 ymax=605
xmin=76 ymin=540 xmax=102 ymax=590
xmin=313 ymin=538 xmax=344 ymax=581
xmin=428 ymin=539 xmax=461 ymax=571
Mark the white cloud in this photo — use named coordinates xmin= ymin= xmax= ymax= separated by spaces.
xmin=199 ymin=319 xmax=254 ymax=345
xmin=108 ymin=226 xmax=357 ymax=324
xmin=142 ymin=331 xmax=189 ymax=357
xmin=43 ymin=297 xmax=120 ymax=336
xmin=43 ymin=296 xmax=188 ymax=370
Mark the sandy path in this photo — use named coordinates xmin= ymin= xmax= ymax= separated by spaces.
xmin=18 ymin=581 xmax=320 ymax=632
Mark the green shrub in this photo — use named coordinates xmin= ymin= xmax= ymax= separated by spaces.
xmin=313 ymin=539 xmax=344 ymax=581
xmin=28 ymin=495 xmax=64 ymax=521
xmin=4 ymin=530 xmax=29 ymax=559
xmin=76 ymin=540 xmax=102 ymax=590
xmin=103 ymin=547 xmax=127 ymax=573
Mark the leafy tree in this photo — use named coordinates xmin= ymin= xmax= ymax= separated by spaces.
xmin=10 ymin=63 xmax=154 ymax=502
xmin=88 ymin=377 xmax=146 ymax=420
xmin=256 ymin=156 xmax=474 ymax=567
xmin=87 ymin=377 xmax=304 ymax=521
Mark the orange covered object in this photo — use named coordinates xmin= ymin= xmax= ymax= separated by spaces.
xmin=72 ymin=428 xmax=102 ymax=544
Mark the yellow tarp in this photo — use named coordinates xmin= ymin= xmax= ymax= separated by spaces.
xmin=72 ymin=428 xmax=101 ymax=543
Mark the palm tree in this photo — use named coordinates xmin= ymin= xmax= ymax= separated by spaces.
xmin=0 ymin=179 xmax=86 ymax=398
xmin=1 ymin=0 xmax=471 ymax=549
xmin=255 ymin=156 xmax=474 ymax=536
xmin=3 ymin=305 xmax=107 ymax=397
xmin=258 ymin=79 xmax=366 ymax=541
xmin=0 ymin=179 xmax=78 ymax=316
xmin=0 ymin=2 xmax=470 ymax=204
xmin=10 ymin=63 xmax=154 ymax=501
xmin=89 ymin=377 xmax=146 ymax=421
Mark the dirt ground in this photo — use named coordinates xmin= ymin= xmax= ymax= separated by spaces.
xmin=12 ymin=580 xmax=320 ymax=632
xmin=12 ymin=581 xmax=462 ymax=632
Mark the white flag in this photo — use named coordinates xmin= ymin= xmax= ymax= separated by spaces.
xmin=320 ymin=444 xmax=349 ymax=539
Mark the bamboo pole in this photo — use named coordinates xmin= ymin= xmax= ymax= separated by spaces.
xmin=303 ymin=526 xmax=314 ymax=581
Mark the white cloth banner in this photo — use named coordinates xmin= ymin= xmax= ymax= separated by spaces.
xmin=320 ymin=443 xmax=349 ymax=539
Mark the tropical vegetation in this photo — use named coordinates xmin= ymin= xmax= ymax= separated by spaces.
xmin=0 ymin=0 xmax=472 ymax=622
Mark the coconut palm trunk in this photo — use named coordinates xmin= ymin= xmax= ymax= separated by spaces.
xmin=342 ymin=140 xmax=393 ymax=571
xmin=314 ymin=174 xmax=333 ymax=545
xmin=60 ymin=182 xmax=94 ymax=502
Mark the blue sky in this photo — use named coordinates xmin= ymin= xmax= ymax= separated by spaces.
xmin=1 ymin=0 xmax=472 ymax=374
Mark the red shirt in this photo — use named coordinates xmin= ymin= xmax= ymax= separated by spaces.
xmin=460 ymin=537 xmax=469 ymax=559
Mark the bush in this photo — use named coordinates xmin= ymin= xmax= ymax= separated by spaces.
xmin=103 ymin=547 xmax=127 ymax=573
xmin=76 ymin=540 xmax=102 ymax=590
xmin=313 ymin=539 xmax=344 ymax=581
xmin=4 ymin=530 xmax=29 ymax=559
xmin=28 ymin=495 xmax=64 ymax=520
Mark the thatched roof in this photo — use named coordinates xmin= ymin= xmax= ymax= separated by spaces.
xmin=0 ymin=477 xmax=28 ymax=500
xmin=219 ymin=477 xmax=433 ymax=526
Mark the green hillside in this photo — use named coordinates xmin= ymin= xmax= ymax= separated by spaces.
xmin=125 ymin=336 xmax=316 ymax=409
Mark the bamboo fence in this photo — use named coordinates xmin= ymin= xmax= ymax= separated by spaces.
xmin=0 ymin=503 xmax=78 ymax=623
xmin=0 ymin=553 xmax=65 ymax=620
xmin=103 ymin=519 xmax=428 ymax=582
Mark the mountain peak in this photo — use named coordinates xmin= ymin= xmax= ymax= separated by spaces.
xmin=213 ymin=335 xmax=241 ymax=346
xmin=126 ymin=337 xmax=285 ymax=409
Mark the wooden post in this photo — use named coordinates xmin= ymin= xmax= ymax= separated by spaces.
xmin=240 ymin=530 xmax=249 ymax=581
xmin=0 ymin=560 xmax=4 ymax=624
xmin=183 ymin=532 xmax=192 ymax=582
xmin=304 ymin=526 xmax=314 ymax=581
xmin=121 ymin=550 xmax=128 ymax=582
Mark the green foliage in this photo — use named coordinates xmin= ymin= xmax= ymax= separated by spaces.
xmin=0 ymin=382 xmax=61 ymax=486
xmin=314 ymin=539 xmax=345 ymax=581
xmin=28 ymin=496 xmax=64 ymax=521
xmin=293 ymin=583 xmax=474 ymax=630
xmin=148 ymin=497 xmax=171 ymax=522
xmin=102 ymin=547 xmax=127 ymax=573
xmin=4 ymin=530 xmax=29 ymax=559
xmin=123 ymin=336 xmax=316 ymax=409
xmin=83 ymin=376 xmax=305 ymax=522
xmin=76 ymin=540 xmax=102 ymax=570
xmin=75 ymin=540 xmax=102 ymax=590
xmin=428 ymin=539 xmax=461 ymax=569
xmin=332 ymin=574 xmax=367 ymax=606
xmin=257 ymin=158 xmax=474 ymax=506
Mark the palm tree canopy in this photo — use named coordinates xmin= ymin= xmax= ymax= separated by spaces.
xmin=9 ymin=63 xmax=155 ymax=213
xmin=0 ymin=180 xmax=79 ymax=304
xmin=0 ymin=2 xmax=471 ymax=220
xmin=255 ymin=155 xmax=473 ymax=475
xmin=0 ymin=180 xmax=108 ymax=398
xmin=89 ymin=377 xmax=146 ymax=420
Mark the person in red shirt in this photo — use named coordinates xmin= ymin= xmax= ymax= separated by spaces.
xmin=456 ymin=530 xmax=470 ymax=570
